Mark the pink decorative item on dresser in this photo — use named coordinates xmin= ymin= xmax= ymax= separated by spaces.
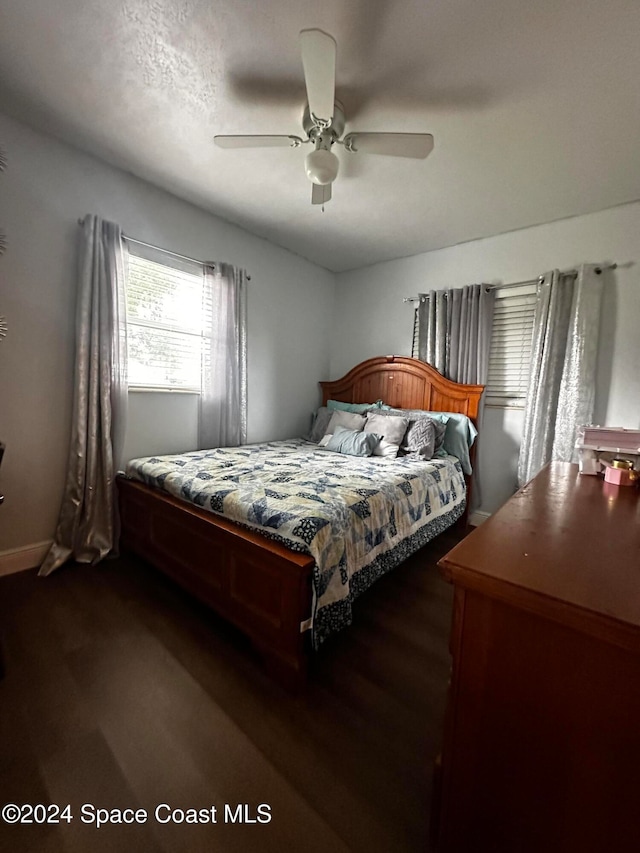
xmin=603 ymin=458 xmax=639 ymax=487
xmin=576 ymin=425 xmax=640 ymax=476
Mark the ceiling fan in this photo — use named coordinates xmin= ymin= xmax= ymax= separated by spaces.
xmin=214 ymin=29 xmax=434 ymax=206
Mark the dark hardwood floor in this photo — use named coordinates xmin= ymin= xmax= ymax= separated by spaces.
xmin=0 ymin=528 xmax=462 ymax=853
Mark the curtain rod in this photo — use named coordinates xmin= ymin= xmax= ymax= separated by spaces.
xmin=76 ymin=219 xmax=251 ymax=280
xmin=402 ymin=262 xmax=617 ymax=303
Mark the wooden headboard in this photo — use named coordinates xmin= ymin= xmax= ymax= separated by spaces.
xmin=320 ymin=355 xmax=484 ymax=427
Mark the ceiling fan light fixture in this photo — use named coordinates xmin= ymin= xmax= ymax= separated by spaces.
xmin=214 ymin=30 xmax=434 ymax=206
xmin=305 ymin=147 xmax=339 ymax=185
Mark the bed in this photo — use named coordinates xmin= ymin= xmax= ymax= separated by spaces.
xmin=117 ymin=356 xmax=484 ymax=687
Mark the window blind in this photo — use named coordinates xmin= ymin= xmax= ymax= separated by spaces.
xmin=126 ymin=250 xmax=207 ymax=391
xmin=485 ymin=286 xmax=537 ymax=405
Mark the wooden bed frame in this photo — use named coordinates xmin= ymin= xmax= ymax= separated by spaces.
xmin=118 ymin=356 xmax=483 ymax=688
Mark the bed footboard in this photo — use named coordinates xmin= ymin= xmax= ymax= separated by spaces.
xmin=118 ymin=477 xmax=314 ymax=689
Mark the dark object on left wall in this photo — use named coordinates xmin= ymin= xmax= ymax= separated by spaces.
xmin=0 ymin=441 xmax=4 ymax=504
xmin=0 ymin=142 xmax=5 ymax=256
xmin=0 ymin=442 xmax=4 ymax=677
xmin=1 ymin=141 xmax=7 ymax=677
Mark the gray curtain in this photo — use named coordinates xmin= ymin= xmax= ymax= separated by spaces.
xmin=417 ymin=284 xmax=495 ymax=509
xmin=418 ymin=284 xmax=495 ymax=385
xmin=40 ymin=215 xmax=128 ymax=576
xmin=418 ymin=289 xmax=448 ymax=375
xmin=517 ymin=264 xmax=603 ymax=486
xmin=199 ymin=262 xmax=247 ymax=449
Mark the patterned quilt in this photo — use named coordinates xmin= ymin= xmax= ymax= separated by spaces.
xmin=125 ymin=439 xmax=466 ymax=648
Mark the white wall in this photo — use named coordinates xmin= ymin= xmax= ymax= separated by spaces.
xmin=331 ymin=202 xmax=640 ymax=514
xmin=2 ymin=107 xmax=638 ymax=557
xmin=0 ymin=112 xmax=335 ymax=554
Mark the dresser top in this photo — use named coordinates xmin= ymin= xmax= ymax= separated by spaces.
xmin=440 ymin=462 xmax=640 ymax=634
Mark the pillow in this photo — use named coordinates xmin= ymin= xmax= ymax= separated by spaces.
xmin=424 ymin=414 xmax=448 ymax=452
xmin=430 ymin=412 xmax=478 ymax=475
xmin=307 ymin=407 xmax=334 ymax=443
xmin=327 ymin=399 xmax=377 ymax=414
xmin=324 ymin=425 xmax=382 ymax=457
xmin=376 ymin=407 xmax=448 ymax=453
xmin=393 ymin=409 xmax=476 ymax=473
xmin=364 ymin=412 xmax=410 ymax=458
xmin=400 ymin=415 xmax=437 ymax=459
xmin=307 ymin=407 xmax=367 ymax=443
xmin=326 ymin=410 xmax=367 ymax=435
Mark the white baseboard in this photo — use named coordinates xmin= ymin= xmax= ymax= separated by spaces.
xmin=0 ymin=541 xmax=52 ymax=577
xmin=469 ymin=510 xmax=491 ymax=527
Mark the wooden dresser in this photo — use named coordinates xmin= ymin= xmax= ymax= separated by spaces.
xmin=435 ymin=462 xmax=640 ymax=852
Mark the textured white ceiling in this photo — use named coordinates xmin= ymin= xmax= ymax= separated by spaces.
xmin=1 ymin=0 xmax=639 ymax=271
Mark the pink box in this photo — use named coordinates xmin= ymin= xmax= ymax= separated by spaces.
xmin=604 ymin=465 xmax=637 ymax=487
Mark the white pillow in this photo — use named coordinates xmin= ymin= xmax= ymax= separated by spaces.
xmin=364 ymin=412 xmax=410 ymax=458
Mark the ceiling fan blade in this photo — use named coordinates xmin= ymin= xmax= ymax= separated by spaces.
xmin=312 ymin=183 xmax=332 ymax=206
xmin=214 ymin=135 xmax=303 ymax=149
xmin=343 ymin=132 xmax=434 ymax=159
xmin=300 ymin=29 xmax=336 ymax=124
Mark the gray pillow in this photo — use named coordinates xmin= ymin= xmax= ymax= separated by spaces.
xmin=364 ymin=412 xmax=410 ymax=458
xmin=376 ymin=408 xmax=447 ymax=453
xmin=307 ymin=407 xmax=333 ymax=443
xmin=325 ymin=410 xmax=367 ymax=435
xmin=324 ymin=425 xmax=381 ymax=457
xmin=431 ymin=419 xmax=447 ymax=452
xmin=401 ymin=415 xmax=436 ymax=459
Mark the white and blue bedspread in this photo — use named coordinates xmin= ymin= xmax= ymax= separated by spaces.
xmin=125 ymin=439 xmax=466 ymax=648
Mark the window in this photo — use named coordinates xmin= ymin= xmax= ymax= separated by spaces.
xmin=485 ymin=285 xmax=537 ymax=407
xmin=126 ymin=244 xmax=208 ymax=391
xmin=410 ymin=284 xmax=538 ymax=407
